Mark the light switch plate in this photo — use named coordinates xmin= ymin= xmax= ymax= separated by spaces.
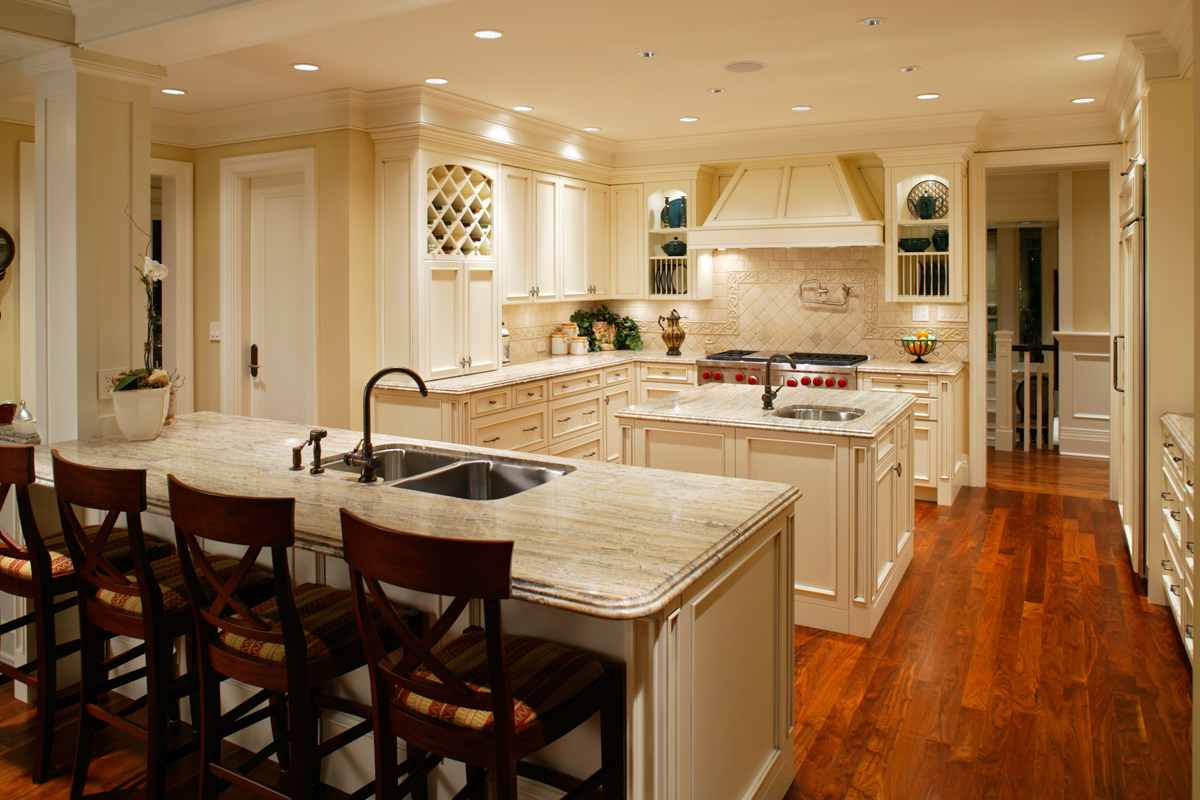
xmin=97 ymin=369 xmax=121 ymax=401
xmin=208 ymin=321 xmax=222 ymax=342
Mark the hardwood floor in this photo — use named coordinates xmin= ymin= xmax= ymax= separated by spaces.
xmin=0 ymin=450 xmax=1187 ymax=799
xmin=987 ymin=447 xmax=1112 ymax=500
xmin=789 ymin=454 xmax=1191 ymax=799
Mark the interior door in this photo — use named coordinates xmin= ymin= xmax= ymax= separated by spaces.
xmin=248 ymin=174 xmax=314 ymax=424
xmin=499 ymin=167 xmax=533 ymax=302
xmin=1116 ymin=219 xmax=1145 ymax=574
xmin=559 ymin=178 xmax=590 ymax=299
xmin=533 ymin=173 xmax=559 ymax=300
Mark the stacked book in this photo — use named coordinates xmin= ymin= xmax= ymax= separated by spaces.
xmin=0 ymin=425 xmax=40 ymax=445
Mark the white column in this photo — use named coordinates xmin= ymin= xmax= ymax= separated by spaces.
xmin=994 ymin=330 xmax=1014 ymax=451
xmin=21 ymin=47 xmax=164 ymax=442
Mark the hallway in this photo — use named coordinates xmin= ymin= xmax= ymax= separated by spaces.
xmin=788 ymin=452 xmax=1190 ymax=799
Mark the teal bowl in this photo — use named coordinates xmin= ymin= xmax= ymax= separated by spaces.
xmin=898 ymin=237 xmax=931 ymax=253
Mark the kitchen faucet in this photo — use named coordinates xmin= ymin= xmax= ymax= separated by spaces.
xmin=762 ymin=354 xmax=797 ymax=411
xmin=345 ymin=367 xmax=428 ymax=482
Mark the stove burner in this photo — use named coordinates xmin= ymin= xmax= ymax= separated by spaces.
xmin=787 ymin=352 xmax=869 ymax=367
xmin=705 ymin=350 xmax=758 ymax=361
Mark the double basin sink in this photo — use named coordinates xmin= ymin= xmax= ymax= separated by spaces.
xmin=323 ymin=445 xmax=573 ymax=501
xmin=772 ymin=404 xmax=865 ymax=422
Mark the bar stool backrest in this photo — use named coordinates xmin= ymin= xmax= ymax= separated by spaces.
xmin=0 ymin=445 xmax=51 ymax=577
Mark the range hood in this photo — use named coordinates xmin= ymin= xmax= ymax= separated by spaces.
xmin=691 ymin=156 xmax=884 ymax=249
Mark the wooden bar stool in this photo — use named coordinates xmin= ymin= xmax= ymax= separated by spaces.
xmin=0 ymin=445 xmax=175 ymax=782
xmin=51 ymin=451 xmax=272 ymax=800
xmin=340 ymin=509 xmax=626 ymax=800
xmin=167 ymin=474 xmax=428 ymax=800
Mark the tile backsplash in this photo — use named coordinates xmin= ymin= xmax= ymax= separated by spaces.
xmin=505 ymin=248 xmax=969 ymax=363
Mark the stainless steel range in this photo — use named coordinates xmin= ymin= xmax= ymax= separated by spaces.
xmin=696 ymin=350 xmax=869 ymax=389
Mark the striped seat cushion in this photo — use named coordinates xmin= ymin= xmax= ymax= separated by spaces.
xmin=96 ymin=553 xmax=270 ymax=617
xmin=393 ymin=632 xmax=605 ymax=733
xmin=218 ymin=584 xmax=359 ymax=663
xmin=0 ymin=528 xmax=171 ymax=582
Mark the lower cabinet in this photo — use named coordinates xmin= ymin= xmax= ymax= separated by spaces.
xmin=1158 ymin=416 xmax=1195 ymax=663
xmin=629 ymin=414 xmax=915 ymax=637
xmin=603 ymin=382 xmax=634 ymax=463
xmin=548 ymin=431 xmax=603 ymax=461
xmin=471 ymin=406 xmax=547 ymax=452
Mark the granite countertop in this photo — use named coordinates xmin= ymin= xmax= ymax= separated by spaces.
xmin=377 ymin=351 xmax=697 ymax=395
xmin=616 ymin=384 xmax=916 ymax=438
xmin=1163 ymin=413 xmax=1195 ymax=462
xmin=33 ymin=413 xmax=797 ymax=620
xmin=857 ymin=359 xmax=965 ymax=377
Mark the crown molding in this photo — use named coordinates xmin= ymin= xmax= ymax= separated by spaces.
xmin=19 ymin=45 xmax=165 ymax=84
xmin=1165 ymin=0 xmax=1193 ymax=77
xmin=976 ymin=110 xmax=1119 ymax=152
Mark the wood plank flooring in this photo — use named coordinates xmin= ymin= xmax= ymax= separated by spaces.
xmin=0 ymin=451 xmax=1186 ymax=799
xmin=789 ymin=452 xmax=1191 ymax=799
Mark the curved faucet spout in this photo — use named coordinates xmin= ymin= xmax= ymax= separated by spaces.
xmin=763 ymin=354 xmax=797 ymax=411
xmin=352 ymin=367 xmax=428 ymax=482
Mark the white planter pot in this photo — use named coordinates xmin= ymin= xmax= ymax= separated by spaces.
xmin=111 ymin=387 xmax=169 ymax=441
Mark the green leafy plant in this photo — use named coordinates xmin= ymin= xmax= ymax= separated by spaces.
xmin=570 ymin=306 xmax=643 ymax=352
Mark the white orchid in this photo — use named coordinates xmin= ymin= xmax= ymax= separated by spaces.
xmin=141 ymin=256 xmax=168 ymax=283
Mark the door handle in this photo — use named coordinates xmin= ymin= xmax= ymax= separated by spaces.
xmin=1112 ymin=335 xmax=1124 ymax=393
xmin=249 ymin=344 xmax=260 ymax=378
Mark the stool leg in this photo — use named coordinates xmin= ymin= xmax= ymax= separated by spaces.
xmin=31 ymin=589 xmax=57 ymax=783
xmin=286 ymin=690 xmax=320 ymax=800
xmin=408 ymin=746 xmax=430 ymax=800
xmin=466 ymin=766 xmax=487 ymax=800
xmin=144 ymin=636 xmax=173 ymax=800
xmin=69 ymin=617 xmax=103 ymax=800
xmin=372 ymin=711 xmax=397 ymax=800
xmin=268 ymin=693 xmax=290 ymax=771
xmin=486 ymin=760 xmax=517 ymax=800
xmin=196 ymin=642 xmax=223 ymax=800
xmin=600 ymin=666 xmax=626 ymax=800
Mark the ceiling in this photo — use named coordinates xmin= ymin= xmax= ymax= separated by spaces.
xmin=5 ymin=0 xmax=1187 ymax=142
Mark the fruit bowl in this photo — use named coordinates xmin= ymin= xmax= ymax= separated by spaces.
xmin=899 ymin=334 xmax=938 ymax=363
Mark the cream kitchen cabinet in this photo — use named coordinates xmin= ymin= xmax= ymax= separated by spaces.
xmin=603 ymin=380 xmax=634 ymax=463
xmin=426 ymin=259 xmax=500 ymax=379
xmin=588 ymin=182 xmax=612 ymax=297
xmin=638 ymin=360 xmax=695 ymax=403
xmin=499 ymin=166 xmax=536 ymax=302
xmin=627 ymin=410 xmax=916 ymax=637
xmin=1158 ymin=414 xmax=1194 ymax=663
xmin=611 ymin=183 xmax=646 ymax=298
xmin=858 ymin=363 xmax=967 ymax=506
xmin=533 ymin=171 xmax=560 ymax=300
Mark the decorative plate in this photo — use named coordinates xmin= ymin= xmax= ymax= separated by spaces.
xmin=0 ymin=227 xmax=13 ymax=282
xmin=906 ymin=179 xmax=950 ymax=220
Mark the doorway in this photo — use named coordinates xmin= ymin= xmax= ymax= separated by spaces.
xmin=218 ymin=149 xmax=317 ymax=425
xmin=150 ymin=158 xmax=194 ymax=415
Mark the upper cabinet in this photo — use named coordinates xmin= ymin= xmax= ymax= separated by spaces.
xmin=611 ymin=183 xmax=646 ymax=298
xmin=643 ymin=179 xmax=713 ymax=301
xmin=500 ymin=166 xmax=535 ymax=302
xmin=882 ymin=150 xmax=970 ymax=303
xmin=588 ymin=183 xmax=612 ymax=297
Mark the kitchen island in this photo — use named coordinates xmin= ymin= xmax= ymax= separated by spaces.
xmin=617 ymin=384 xmax=916 ymax=637
xmin=23 ymin=412 xmax=799 ymax=800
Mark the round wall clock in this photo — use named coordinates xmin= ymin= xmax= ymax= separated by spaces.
xmin=0 ymin=227 xmax=13 ymax=282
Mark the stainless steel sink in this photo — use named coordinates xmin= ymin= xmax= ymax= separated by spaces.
xmin=772 ymin=404 xmax=866 ymax=422
xmin=393 ymin=458 xmax=573 ymax=501
xmin=323 ymin=444 xmax=462 ymax=482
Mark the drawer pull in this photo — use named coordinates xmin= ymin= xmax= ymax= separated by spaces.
xmin=1187 ymin=624 xmax=1194 ymax=640
xmin=482 ymin=437 xmax=500 ymax=444
xmin=1162 ymin=559 xmax=1174 ymax=572
xmin=1162 ymin=491 xmax=1175 ymax=501
xmin=1166 ymin=441 xmax=1175 ymax=449
xmin=1187 ymin=541 xmax=1195 ymax=555
xmin=582 ymin=410 xmax=596 ymax=416
xmin=557 ymin=417 xmax=572 ymax=423
xmin=584 ymin=451 xmax=597 ymax=458
xmin=1189 ymin=480 xmax=1195 ymax=488
xmin=1174 ymin=456 xmax=1184 ymax=464
xmin=522 ymin=426 xmax=539 ymax=433
xmin=527 ymin=391 xmax=537 ymax=397
xmin=488 ymin=400 xmax=498 ymax=405
xmin=1170 ymin=511 xmax=1182 ymax=521
xmin=1170 ymin=584 xmax=1181 ymax=597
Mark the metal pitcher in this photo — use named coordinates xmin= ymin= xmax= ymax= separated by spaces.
xmin=658 ymin=309 xmax=686 ymax=356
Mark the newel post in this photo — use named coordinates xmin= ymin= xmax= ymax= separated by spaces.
xmin=994 ymin=330 xmax=1014 ymax=451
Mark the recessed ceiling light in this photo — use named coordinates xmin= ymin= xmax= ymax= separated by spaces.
xmin=860 ymin=16 xmax=884 ymax=26
xmin=899 ymin=65 xmax=919 ymax=73
xmin=160 ymin=88 xmax=186 ymax=96
xmin=725 ymin=60 xmax=765 ymax=73
xmin=512 ymin=105 xmax=534 ymax=112
xmin=1075 ymin=52 xmax=1105 ymax=62
xmin=474 ymin=29 xmax=503 ymax=39
xmin=791 ymin=104 xmax=813 ymax=112
xmin=679 ymin=115 xmax=699 ymax=123
xmin=583 ymin=126 xmax=601 ymax=133
xmin=708 ymin=87 xmax=725 ymax=94
xmin=424 ymin=77 xmax=449 ymax=85
xmin=1072 ymin=96 xmax=1097 ymax=104
xmin=916 ymin=93 xmax=941 ymax=101
xmin=292 ymin=63 xmax=320 ymax=72
xmin=638 ymin=50 xmax=656 ymax=59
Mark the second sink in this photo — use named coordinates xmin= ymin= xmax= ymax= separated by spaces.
xmin=394 ymin=458 xmax=573 ymax=501
xmin=772 ymin=404 xmax=866 ymax=422
xmin=323 ymin=444 xmax=462 ymax=482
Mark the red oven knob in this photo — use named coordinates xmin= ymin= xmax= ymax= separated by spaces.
xmin=735 ymin=373 xmax=745 ymax=383
xmin=702 ymin=371 xmax=711 ymax=380
xmin=837 ymin=378 xmax=848 ymax=388
xmin=748 ymin=376 xmax=759 ymax=385
xmin=713 ymin=372 xmax=723 ymax=381
xmin=786 ymin=379 xmax=798 ymax=387
xmin=824 ymin=377 xmax=836 ymax=387
xmin=800 ymin=376 xmax=812 ymax=386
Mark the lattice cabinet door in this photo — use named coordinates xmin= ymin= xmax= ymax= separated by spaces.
xmin=427 ymin=163 xmax=495 ymax=259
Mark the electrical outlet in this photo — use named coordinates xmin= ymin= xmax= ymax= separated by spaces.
xmin=97 ymin=369 xmax=122 ymax=401
xmin=208 ymin=321 xmax=222 ymax=342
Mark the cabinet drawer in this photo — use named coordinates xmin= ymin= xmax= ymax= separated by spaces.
xmin=604 ymin=364 xmax=633 ymax=385
xmin=1163 ymin=436 xmax=1186 ymax=486
xmin=863 ymin=374 xmax=936 ymax=399
xmin=513 ymin=381 xmax=547 ymax=407
xmin=911 ymin=397 xmax=936 ymax=421
xmin=550 ymin=370 xmax=603 ymax=399
xmin=640 ymin=362 xmax=693 ymax=384
xmin=548 ymin=431 xmax=603 ymax=462
xmin=876 ymin=425 xmax=898 ymax=473
xmin=470 ymin=407 xmax=547 ymax=452
xmin=641 ymin=383 xmax=686 ymax=403
xmin=550 ymin=391 xmax=603 ymax=442
xmin=471 ymin=387 xmax=513 ymax=418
